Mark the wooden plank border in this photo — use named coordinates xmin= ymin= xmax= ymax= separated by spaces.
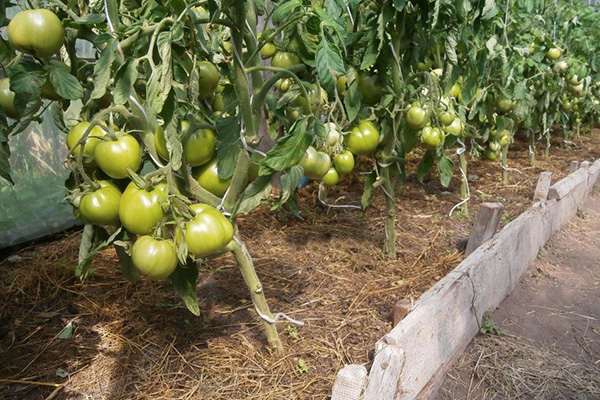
xmin=332 ymin=159 xmax=600 ymax=400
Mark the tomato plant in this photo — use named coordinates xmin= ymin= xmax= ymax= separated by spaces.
xmin=7 ymin=9 xmax=64 ymax=58
xmin=0 ymin=78 xmax=18 ymax=119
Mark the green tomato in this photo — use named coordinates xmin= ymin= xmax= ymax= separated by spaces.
xmin=489 ymin=141 xmax=501 ymax=152
xmin=154 ymin=126 xmax=169 ymax=160
xmin=438 ymin=110 xmax=455 ymax=126
xmin=499 ymin=134 xmax=510 ymax=147
xmin=444 ymin=117 xmax=463 ymax=136
xmin=546 ymin=47 xmax=563 ymax=60
xmin=484 ymin=149 xmax=499 ymax=161
xmin=336 ymin=75 xmax=348 ymax=95
xmin=7 ymin=9 xmax=64 ymax=58
xmin=567 ymin=82 xmax=584 ymax=97
xmin=193 ymin=157 xmax=232 ymax=197
xmin=299 ymin=146 xmax=331 ymax=180
xmin=334 ymin=150 xmax=355 ymax=174
xmin=260 ymin=43 xmax=277 ymax=59
xmin=94 ymin=133 xmax=142 ymax=179
xmin=421 ymin=126 xmax=444 ymax=148
xmin=407 ymin=105 xmax=429 ymax=129
xmin=0 ymin=78 xmax=18 ymax=119
xmin=293 ymin=85 xmax=328 ymax=114
xmin=358 ymin=73 xmax=382 ymax=106
xmin=450 ymin=82 xmax=462 ymax=100
xmin=41 ymin=78 xmax=62 ymax=101
xmin=417 ymin=60 xmax=432 ymax=72
xmin=496 ymin=95 xmax=514 ymax=113
xmin=554 ymin=60 xmax=568 ymax=74
xmin=79 ymin=180 xmax=122 ymax=226
xmin=275 ymin=78 xmax=292 ymax=92
xmin=119 ymin=182 xmax=168 ymax=235
xmin=184 ymin=127 xmax=216 ymax=167
xmin=131 ymin=236 xmax=178 ymax=280
xmin=184 ymin=203 xmax=234 ymax=258
xmin=326 ymin=122 xmax=341 ymax=146
xmin=197 ymin=61 xmax=220 ymax=99
xmin=346 ymin=120 xmax=380 ymax=155
xmin=67 ymin=122 xmax=105 ymax=158
xmin=272 ymin=51 xmax=301 ymax=69
xmin=322 ymin=167 xmax=340 ymax=187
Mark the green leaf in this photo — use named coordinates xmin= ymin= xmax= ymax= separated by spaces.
xmin=76 ymin=226 xmax=122 ymax=280
xmin=90 ymin=38 xmax=117 ymax=100
xmin=438 ymin=155 xmax=454 ymax=188
xmin=216 ymin=116 xmax=242 ymax=180
xmin=417 ymin=151 xmax=434 ymax=183
xmin=272 ymin=165 xmax=303 ymax=210
xmin=104 ymin=0 xmax=120 ymax=29
xmin=237 ymin=175 xmax=272 ymax=215
xmin=9 ymin=72 xmax=44 ymax=95
xmin=315 ymin=40 xmax=345 ymax=92
xmin=169 ymin=264 xmax=200 ymax=316
xmin=72 ymin=13 xmax=106 ymax=25
xmin=0 ymin=129 xmax=12 ymax=184
xmin=113 ymin=58 xmax=139 ymax=105
xmin=58 ymin=322 xmax=74 ymax=339
xmin=261 ymin=119 xmax=311 ymax=174
xmin=344 ymin=79 xmax=361 ymax=123
xmin=115 ymin=245 xmax=140 ymax=282
xmin=56 ymin=368 xmax=69 ymax=378
xmin=481 ymin=0 xmax=498 ymax=20
xmin=272 ymin=0 xmax=302 ymax=24
xmin=361 ymin=171 xmax=376 ymax=209
xmin=48 ymin=65 xmax=84 ymax=100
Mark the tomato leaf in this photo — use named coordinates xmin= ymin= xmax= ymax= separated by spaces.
xmin=90 ymin=38 xmax=117 ymax=100
xmin=113 ymin=58 xmax=139 ymax=105
xmin=417 ymin=150 xmax=434 ymax=183
xmin=272 ymin=0 xmax=302 ymax=24
xmin=169 ymin=264 xmax=201 ymax=316
xmin=438 ymin=155 xmax=454 ymax=188
xmin=260 ymin=119 xmax=311 ymax=174
xmin=344 ymin=79 xmax=361 ymax=123
xmin=76 ymin=225 xmax=122 ymax=280
xmin=48 ymin=64 xmax=84 ymax=100
xmin=0 ymin=128 xmax=12 ymax=184
xmin=216 ymin=115 xmax=242 ymax=180
xmin=481 ymin=0 xmax=499 ymax=20
xmin=115 ymin=244 xmax=140 ymax=282
xmin=71 ymin=13 xmax=106 ymax=25
xmin=315 ymin=40 xmax=345 ymax=92
xmin=361 ymin=171 xmax=377 ymax=209
xmin=272 ymin=165 xmax=303 ymax=211
xmin=237 ymin=175 xmax=272 ymax=215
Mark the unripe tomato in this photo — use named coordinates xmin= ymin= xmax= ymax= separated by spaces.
xmin=496 ymin=95 xmax=514 ymax=113
xmin=41 ymin=79 xmax=62 ymax=101
xmin=293 ymin=85 xmax=328 ymax=114
xmin=334 ymin=150 xmax=355 ymax=174
xmin=554 ymin=60 xmax=568 ymax=74
xmin=546 ymin=47 xmax=563 ymax=60
xmin=417 ymin=60 xmax=432 ymax=72
xmin=357 ymin=73 xmax=382 ymax=105
xmin=322 ymin=168 xmax=340 ymax=187
xmin=272 ymin=51 xmax=301 ymax=69
xmin=421 ymin=126 xmax=444 ymax=148
xmin=567 ymin=82 xmax=584 ymax=97
xmin=489 ymin=141 xmax=501 ymax=152
xmin=450 ymin=82 xmax=462 ymax=100
xmin=568 ymin=74 xmax=583 ymax=86
xmin=439 ymin=110 xmax=455 ymax=126
xmin=346 ymin=120 xmax=380 ymax=155
xmin=131 ymin=236 xmax=178 ymax=280
xmin=94 ymin=133 xmax=142 ymax=179
xmin=212 ymin=93 xmax=225 ymax=111
xmin=154 ymin=126 xmax=169 ymax=160
xmin=193 ymin=157 xmax=232 ymax=197
xmin=79 ymin=180 xmax=122 ymax=226
xmin=184 ymin=125 xmax=216 ymax=167
xmin=67 ymin=122 xmax=105 ymax=158
xmin=336 ymin=75 xmax=348 ymax=95
xmin=485 ymin=149 xmax=499 ymax=161
xmin=184 ymin=203 xmax=234 ymax=258
xmin=407 ymin=104 xmax=429 ymax=129
xmin=260 ymin=43 xmax=277 ymax=59
xmin=197 ymin=61 xmax=220 ymax=99
xmin=7 ymin=9 xmax=64 ymax=58
xmin=326 ymin=122 xmax=342 ymax=146
xmin=499 ymin=134 xmax=510 ymax=147
xmin=0 ymin=78 xmax=18 ymax=119
xmin=444 ymin=117 xmax=463 ymax=136
xmin=275 ymin=78 xmax=291 ymax=92
xmin=299 ymin=146 xmax=331 ymax=180
xmin=119 ymin=182 xmax=168 ymax=235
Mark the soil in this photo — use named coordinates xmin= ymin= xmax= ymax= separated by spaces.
xmin=1 ymin=131 xmax=599 ymax=400
xmin=438 ymin=189 xmax=600 ymax=400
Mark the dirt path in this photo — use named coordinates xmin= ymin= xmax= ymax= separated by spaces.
xmin=439 ymin=189 xmax=600 ymax=400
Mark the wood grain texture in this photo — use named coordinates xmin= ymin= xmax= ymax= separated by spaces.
xmin=465 ymin=202 xmax=504 ymax=255
xmin=331 ymin=365 xmax=368 ymax=400
xmin=533 ymin=171 xmax=552 ymax=202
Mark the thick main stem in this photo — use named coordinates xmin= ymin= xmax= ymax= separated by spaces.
xmin=230 ymin=239 xmax=283 ymax=352
xmin=459 ymin=152 xmax=469 ymax=217
xmin=381 ymin=168 xmax=396 ymax=257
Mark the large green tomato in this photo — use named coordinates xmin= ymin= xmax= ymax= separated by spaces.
xmin=260 ymin=43 xmax=277 ymax=59
xmin=546 ymin=47 xmax=563 ymax=60
xmin=119 ymin=182 xmax=168 ymax=235
xmin=346 ymin=120 xmax=380 ymax=155
xmin=334 ymin=150 xmax=355 ymax=174
xmin=193 ymin=158 xmax=232 ymax=197
xmin=0 ymin=78 xmax=18 ymax=119
xmin=67 ymin=122 xmax=105 ymax=158
xmin=94 ymin=133 xmax=142 ymax=179
xmin=271 ymin=51 xmax=301 ymax=69
xmin=184 ymin=204 xmax=234 ymax=258
xmin=444 ymin=117 xmax=463 ymax=136
xmin=131 ymin=236 xmax=178 ymax=279
xmin=79 ymin=180 xmax=122 ymax=226
xmin=322 ymin=168 xmax=340 ymax=187
xmin=484 ymin=149 xmax=499 ymax=161
xmin=496 ymin=95 xmax=514 ymax=113
xmin=421 ymin=126 xmax=444 ymax=148
xmin=299 ymin=146 xmax=331 ymax=180
xmin=438 ymin=110 xmax=455 ymax=126
xmin=197 ymin=61 xmax=220 ymax=99
xmin=41 ymin=79 xmax=62 ymax=101
xmin=7 ymin=9 xmax=64 ymax=58
xmin=154 ymin=126 xmax=169 ymax=160
xmin=407 ymin=105 xmax=429 ymax=129
xmin=358 ymin=73 xmax=382 ymax=105
xmin=184 ymin=124 xmax=216 ymax=167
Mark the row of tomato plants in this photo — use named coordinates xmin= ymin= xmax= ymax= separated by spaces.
xmin=1 ymin=0 xmax=600 ymax=350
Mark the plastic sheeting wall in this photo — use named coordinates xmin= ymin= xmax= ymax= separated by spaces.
xmin=0 ymin=7 xmax=95 ymax=249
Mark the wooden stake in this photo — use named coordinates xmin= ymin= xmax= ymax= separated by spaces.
xmin=580 ymin=161 xmax=591 ymax=170
xmin=569 ymin=161 xmax=579 ymax=173
xmin=465 ymin=202 xmax=504 ymax=255
xmin=533 ymin=171 xmax=552 ymax=202
xmin=331 ymin=365 xmax=368 ymax=400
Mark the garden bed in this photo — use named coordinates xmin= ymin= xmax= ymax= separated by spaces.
xmin=1 ymin=131 xmax=600 ymax=399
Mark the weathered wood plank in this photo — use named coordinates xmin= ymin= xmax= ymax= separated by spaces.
xmin=331 ymin=365 xmax=368 ymax=400
xmin=580 ymin=160 xmax=591 ymax=170
xmin=394 ymin=299 xmax=411 ymax=326
xmin=569 ymin=160 xmax=579 ymax=173
xmin=465 ymin=202 xmax=504 ymax=255
xmin=533 ymin=171 xmax=552 ymax=202
xmin=547 ymin=168 xmax=588 ymax=200
xmin=364 ymin=346 xmax=405 ymax=400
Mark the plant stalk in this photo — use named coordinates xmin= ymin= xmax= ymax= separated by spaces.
xmin=459 ymin=151 xmax=469 ymax=217
xmin=501 ymin=145 xmax=508 ymax=184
